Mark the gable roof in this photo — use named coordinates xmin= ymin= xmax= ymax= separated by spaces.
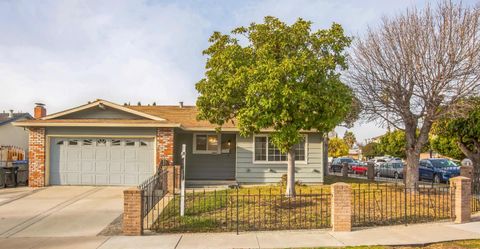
xmin=43 ymin=99 xmax=165 ymax=121
xmin=0 ymin=113 xmax=32 ymax=126
xmin=12 ymin=99 xmax=316 ymax=132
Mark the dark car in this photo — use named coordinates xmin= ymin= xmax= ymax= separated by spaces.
xmin=419 ymin=158 xmax=460 ymax=183
xmin=330 ymin=157 xmax=355 ymax=173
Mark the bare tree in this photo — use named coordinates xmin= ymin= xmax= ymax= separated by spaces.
xmin=348 ymin=1 xmax=480 ymax=188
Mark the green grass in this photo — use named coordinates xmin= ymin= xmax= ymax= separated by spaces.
xmin=151 ymin=175 xmax=453 ymax=233
xmin=299 ymin=239 xmax=480 ymax=248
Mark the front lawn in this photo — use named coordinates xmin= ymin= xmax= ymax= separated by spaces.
xmin=304 ymin=239 xmax=480 ymax=249
xmin=150 ymin=175 xmax=453 ymax=233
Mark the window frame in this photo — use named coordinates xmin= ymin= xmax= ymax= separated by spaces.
xmin=193 ymin=133 xmax=221 ymax=154
xmin=252 ymin=134 xmax=308 ymax=164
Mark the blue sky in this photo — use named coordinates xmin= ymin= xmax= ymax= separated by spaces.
xmin=0 ymin=0 xmax=474 ymax=142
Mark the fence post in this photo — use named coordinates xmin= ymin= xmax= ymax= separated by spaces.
xmin=460 ymin=161 xmax=474 ymax=179
xmin=331 ymin=182 xmax=352 ymax=232
xmin=166 ymin=165 xmax=181 ymax=193
xmin=123 ymin=187 xmax=144 ymax=236
xmin=367 ymin=162 xmax=375 ymax=180
xmin=450 ymin=176 xmax=471 ymax=224
xmin=341 ymin=162 xmax=349 ymax=177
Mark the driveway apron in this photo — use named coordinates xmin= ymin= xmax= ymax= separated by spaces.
xmin=0 ymin=186 xmax=125 ymax=238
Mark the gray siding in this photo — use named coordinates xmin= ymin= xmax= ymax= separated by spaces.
xmin=59 ymin=107 xmax=145 ymax=119
xmin=174 ymin=132 xmax=236 ymax=180
xmin=236 ymin=133 xmax=324 ymax=184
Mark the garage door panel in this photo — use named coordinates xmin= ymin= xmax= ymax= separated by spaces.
xmin=95 ymin=175 xmax=108 ymax=185
xmin=125 ymin=150 xmax=137 ymax=161
xmin=109 ymin=174 xmax=123 ymax=185
xmin=124 ymin=174 xmax=139 ymax=185
xmin=50 ymin=137 xmax=154 ymax=186
xmin=81 ymin=161 xmax=95 ymax=172
xmin=125 ymin=162 xmax=138 ymax=172
xmin=81 ymin=174 xmax=95 ymax=185
xmin=66 ymin=173 xmax=81 ymax=185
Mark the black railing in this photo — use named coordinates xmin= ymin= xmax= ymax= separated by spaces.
xmin=139 ymin=169 xmax=168 ymax=223
xmin=147 ymin=188 xmax=332 ymax=233
xmin=352 ymin=183 xmax=454 ymax=227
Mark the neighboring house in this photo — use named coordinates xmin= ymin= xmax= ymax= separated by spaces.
xmin=0 ymin=110 xmax=32 ymax=151
xmin=14 ymin=100 xmax=325 ymax=187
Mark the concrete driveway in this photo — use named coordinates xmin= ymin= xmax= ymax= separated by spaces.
xmin=0 ymin=186 xmax=126 ymax=238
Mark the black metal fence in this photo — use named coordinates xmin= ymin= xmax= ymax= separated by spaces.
xmin=472 ymin=168 xmax=480 ymax=213
xmin=352 ymin=183 xmax=454 ymax=227
xmin=139 ymin=169 xmax=168 ymax=225
xmin=147 ymin=188 xmax=332 ymax=233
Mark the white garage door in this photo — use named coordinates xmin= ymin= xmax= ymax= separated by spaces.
xmin=50 ymin=138 xmax=155 ymax=185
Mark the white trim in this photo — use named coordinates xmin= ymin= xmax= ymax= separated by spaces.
xmin=42 ymin=99 xmax=166 ymax=121
xmin=192 ymin=133 xmax=221 ymax=154
xmin=12 ymin=122 xmax=180 ymax=128
xmin=252 ymin=134 xmax=308 ymax=164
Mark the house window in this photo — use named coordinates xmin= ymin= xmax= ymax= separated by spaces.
xmin=125 ymin=140 xmax=135 ymax=146
xmin=111 ymin=139 xmax=121 ymax=146
xmin=193 ymin=134 xmax=220 ymax=154
xmin=254 ymin=136 xmax=307 ymax=162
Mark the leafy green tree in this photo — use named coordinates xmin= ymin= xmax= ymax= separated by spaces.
xmin=377 ymin=130 xmax=407 ymax=158
xmin=343 ymin=131 xmax=356 ymax=148
xmin=432 ymin=98 xmax=480 ymax=168
xmin=361 ymin=142 xmax=381 ymax=159
xmin=196 ymin=16 xmax=353 ymax=197
xmin=430 ymin=135 xmax=464 ymax=160
xmin=328 ymin=138 xmax=349 ymax=158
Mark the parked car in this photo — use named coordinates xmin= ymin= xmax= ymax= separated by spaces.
xmin=376 ymin=160 xmax=404 ymax=179
xmin=419 ymin=158 xmax=460 ymax=183
xmin=330 ymin=157 xmax=355 ymax=173
xmin=351 ymin=160 xmax=368 ymax=175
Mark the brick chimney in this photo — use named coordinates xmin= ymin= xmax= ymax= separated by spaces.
xmin=34 ymin=103 xmax=46 ymax=119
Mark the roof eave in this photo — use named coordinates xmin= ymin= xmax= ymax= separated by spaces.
xmin=12 ymin=121 xmax=182 ymax=128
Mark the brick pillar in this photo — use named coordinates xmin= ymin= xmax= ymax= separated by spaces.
xmin=156 ymin=128 xmax=174 ymax=167
xmin=166 ymin=165 xmax=181 ymax=193
xmin=367 ymin=162 xmax=375 ymax=180
xmin=460 ymin=165 xmax=474 ymax=179
xmin=123 ymin=188 xmax=143 ymax=235
xmin=450 ymin=176 xmax=471 ymax=224
xmin=331 ymin=182 xmax=352 ymax=232
xmin=28 ymin=128 xmax=45 ymax=187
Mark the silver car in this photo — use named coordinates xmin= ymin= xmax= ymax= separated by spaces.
xmin=376 ymin=161 xmax=404 ymax=179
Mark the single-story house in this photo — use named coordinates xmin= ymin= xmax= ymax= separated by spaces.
xmin=14 ymin=100 xmax=326 ymax=187
xmin=0 ymin=110 xmax=32 ymax=153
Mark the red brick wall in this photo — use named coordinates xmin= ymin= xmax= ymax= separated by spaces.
xmin=28 ymin=128 xmax=46 ymax=187
xmin=156 ymin=128 xmax=174 ymax=167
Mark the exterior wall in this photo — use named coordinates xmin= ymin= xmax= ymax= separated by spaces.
xmin=0 ymin=121 xmax=30 ymax=150
xmin=173 ymin=131 xmax=236 ymax=180
xmin=28 ymin=128 xmax=46 ymax=187
xmin=156 ymin=128 xmax=174 ymax=167
xmin=59 ymin=107 xmax=145 ymax=119
xmin=236 ymin=133 xmax=324 ymax=184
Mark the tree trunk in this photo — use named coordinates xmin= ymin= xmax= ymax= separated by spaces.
xmin=285 ymin=147 xmax=296 ymax=197
xmin=405 ymin=148 xmax=420 ymax=189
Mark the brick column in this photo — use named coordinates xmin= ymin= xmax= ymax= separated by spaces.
xmin=123 ymin=188 xmax=143 ymax=235
xmin=28 ymin=128 xmax=46 ymax=187
xmin=156 ymin=128 xmax=174 ymax=166
xmin=331 ymin=182 xmax=352 ymax=232
xmin=450 ymin=176 xmax=471 ymax=224
xmin=165 ymin=165 xmax=181 ymax=193
xmin=460 ymin=165 xmax=474 ymax=179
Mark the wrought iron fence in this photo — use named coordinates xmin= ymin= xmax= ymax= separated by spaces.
xmin=472 ymin=167 xmax=480 ymax=213
xmin=352 ymin=183 xmax=454 ymax=227
xmin=139 ymin=169 xmax=168 ymax=224
xmin=146 ymin=188 xmax=332 ymax=233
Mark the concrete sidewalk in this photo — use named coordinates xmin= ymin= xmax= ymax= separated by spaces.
xmin=1 ymin=219 xmax=480 ymax=249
